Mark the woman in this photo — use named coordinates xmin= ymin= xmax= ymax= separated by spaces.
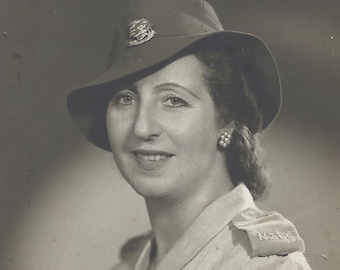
xmin=67 ymin=0 xmax=311 ymax=269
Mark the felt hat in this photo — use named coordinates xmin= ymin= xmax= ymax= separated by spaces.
xmin=67 ymin=0 xmax=281 ymax=150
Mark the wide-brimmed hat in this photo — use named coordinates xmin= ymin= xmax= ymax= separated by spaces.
xmin=67 ymin=0 xmax=282 ymax=151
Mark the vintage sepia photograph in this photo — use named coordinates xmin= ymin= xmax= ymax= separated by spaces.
xmin=1 ymin=0 xmax=339 ymax=269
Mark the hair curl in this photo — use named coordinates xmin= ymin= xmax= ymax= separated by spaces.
xmin=195 ymin=50 xmax=268 ymax=199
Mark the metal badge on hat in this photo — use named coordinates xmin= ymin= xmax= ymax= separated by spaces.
xmin=127 ymin=18 xmax=156 ymax=47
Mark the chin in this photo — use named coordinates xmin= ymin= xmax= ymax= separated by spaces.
xmin=125 ymin=175 xmax=175 ymax=199
xmin=133 ymin=185 xmax=172 ymax=200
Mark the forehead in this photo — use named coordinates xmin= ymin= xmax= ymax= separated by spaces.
xmin=132 ymin=54 xmax=206 ymax=91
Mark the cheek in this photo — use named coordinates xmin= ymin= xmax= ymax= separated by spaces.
xmin=106 ymin=111 xmax=131 ymax=150
xmin=175 ymin=108 xmax=219 ymax=151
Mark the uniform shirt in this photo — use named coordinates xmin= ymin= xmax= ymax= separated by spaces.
xmin=112 ymin=184 xmax=311 ymax=270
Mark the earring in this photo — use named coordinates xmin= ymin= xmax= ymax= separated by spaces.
xmin=218 ymin=131 xmax=232 ymax=148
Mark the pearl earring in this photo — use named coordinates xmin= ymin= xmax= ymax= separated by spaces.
xmin=218 ymin=131 xmax=232 ymax=148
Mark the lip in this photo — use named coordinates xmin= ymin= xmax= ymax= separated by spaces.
xmin=131 ymin=149 xmax=174 ymax=171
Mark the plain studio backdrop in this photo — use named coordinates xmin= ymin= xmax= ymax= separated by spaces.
xmin=0 ymin=0 xmax=339 ymax=269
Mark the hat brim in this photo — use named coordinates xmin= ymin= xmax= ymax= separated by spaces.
xmin=67 ymin=31 xmax=281 ymax=150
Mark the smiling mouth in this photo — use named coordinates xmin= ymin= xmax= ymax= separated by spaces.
xmin=136 ymin=154 xmax=170 ymax=161
xmin=132 ymin=150 xmax=173 ymax=170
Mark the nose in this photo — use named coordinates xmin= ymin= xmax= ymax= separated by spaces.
xmin=133 ymin=102 xmax=161 ymax=141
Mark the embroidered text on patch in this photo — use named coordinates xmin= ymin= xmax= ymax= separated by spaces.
xmin=128 ymin=18 xmax=156 ymax=47
xmin=257 ymin=232 xmax=295 ymax=241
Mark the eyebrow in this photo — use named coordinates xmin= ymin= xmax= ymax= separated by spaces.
xmin=155 ymin=82 xmax=198 ymax=98
xmin=124 ymin=83 xmax=137 ymax=93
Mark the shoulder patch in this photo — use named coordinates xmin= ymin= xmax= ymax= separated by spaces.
xmin=232 ymin=208 xmax=305 ymax=257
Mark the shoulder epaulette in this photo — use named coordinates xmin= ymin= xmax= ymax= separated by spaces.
xmin=232 ymin=208 xmax=305 ymax=257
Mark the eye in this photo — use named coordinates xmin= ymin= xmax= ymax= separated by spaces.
xmin=112 ymin=91 xmax=136 ymax=105
xmin=163 ymin=95 xmax=188 ymax=107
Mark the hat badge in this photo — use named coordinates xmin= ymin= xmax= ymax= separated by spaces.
xmin=127 ymin=18 xmax=156 ymax=47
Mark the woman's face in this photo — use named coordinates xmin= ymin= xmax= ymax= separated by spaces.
xmin=106 ymin=55 xmax=228 ymax=200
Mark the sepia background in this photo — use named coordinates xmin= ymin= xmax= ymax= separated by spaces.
xmin=1 ymin=0 xmax=339 ymax=269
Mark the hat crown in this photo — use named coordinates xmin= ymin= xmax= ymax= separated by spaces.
xmin=125 ymin=0 xmax=224 ymax=34
xmin=109 ymin=0 xmax=224 ymax=66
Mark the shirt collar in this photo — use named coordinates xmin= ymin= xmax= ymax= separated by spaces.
xmin=135 ymin=183 xmax=255 ymax=270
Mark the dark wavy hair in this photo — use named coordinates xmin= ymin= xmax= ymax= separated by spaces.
xmin=195 ymin=50 xmax=268 ymax=199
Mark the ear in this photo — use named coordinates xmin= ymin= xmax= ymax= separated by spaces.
xmin=218 ymin=121 xmax=235 ymax=149
xmin=219 ymin=120 xmax=235 ymax=135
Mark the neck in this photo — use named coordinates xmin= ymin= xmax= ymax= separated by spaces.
xmin=145 ymin=158 xmax=234 ymax=264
